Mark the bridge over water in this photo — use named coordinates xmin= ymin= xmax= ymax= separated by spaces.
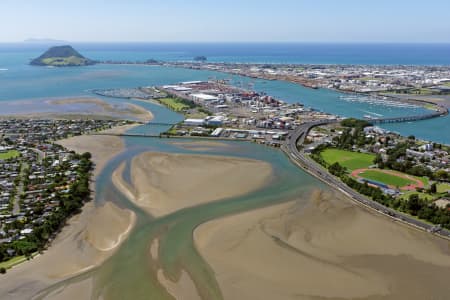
xmin=140 ymin=122 xmax=178 ymax=126
xmin=369 ymin=107 xmax=447 ymax=124
xmin=91 ymin=104 xmax=448 ymax=139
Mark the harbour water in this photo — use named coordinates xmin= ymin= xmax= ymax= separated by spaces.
xmin=1 ymin=43 xmax=450 ymax=299
xmin=0 ymin=43 xmax=448 ymax=143
xmin=34 ymin=115 xmax=323 ymax=299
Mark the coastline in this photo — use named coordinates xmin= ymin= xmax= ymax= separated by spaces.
xmin=194 ymin=189 xmax=450 ymax=300
xmin=103 ymin=60 xmax=449 ymax=111
xmin=0 ymin=97 xmax=154 ymax=123
xmin=283 ymin=121 xmax=450 ymax=240
xmin=0 ymin=61 xmax=448 ymax=299
xmin=0 ymin=123 xmax=141 ymax=299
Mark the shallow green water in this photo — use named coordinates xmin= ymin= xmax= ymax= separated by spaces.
xmin=34 ymin=134 xmax=325 ymax=300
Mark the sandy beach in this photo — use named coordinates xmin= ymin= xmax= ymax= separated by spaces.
xmin=112 ymin=152 xmax=273 ymax=217
xmin=0 ymin=97 xmax=154 ymax=122
xmin=0 ymin=124 xmax=139 ymax=300
xmin=58 ymin=124 xmax=138 ymax=177
xmin=194 ymin=189 xmax=450 ymax=300
xmin=51 ymin=97 xmax=154 ymax=122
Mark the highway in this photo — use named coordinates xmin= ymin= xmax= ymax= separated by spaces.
xmin=282 ymin=120 xmax=450 ymax=239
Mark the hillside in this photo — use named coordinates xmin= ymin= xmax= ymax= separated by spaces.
xmin=30 ymin=45 xmax=95 ymax=66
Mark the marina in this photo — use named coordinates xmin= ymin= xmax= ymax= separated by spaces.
xmin=1 ymin=42 xmax=450 ymax=300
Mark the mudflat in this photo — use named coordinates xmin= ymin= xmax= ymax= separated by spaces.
xmin=194 ymin=190 xmax=450 ymax=300
xmin=0 ymin=125 xmax=139 ymax=300
xmin=112 ymin=152 xmax=273 ymax=217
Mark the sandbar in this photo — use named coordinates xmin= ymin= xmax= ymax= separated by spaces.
xmin=0 ymin=97 xmax=153 ymax=122
xmin=51 ymin=97 xmax=154 ymax=122
xmin=112 ymin=152 xmax=273 ymax=217
xmin=194 ymin=189 xmax=450 ymax=300
xmin=0 ymin=124 xmax=139 ymax=300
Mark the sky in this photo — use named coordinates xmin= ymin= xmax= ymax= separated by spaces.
xmin=1 ymin=0 xmax=450 ymax=43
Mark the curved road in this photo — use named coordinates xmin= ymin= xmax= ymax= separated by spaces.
xmin=282 ymin=120 xmax=450 ymax=239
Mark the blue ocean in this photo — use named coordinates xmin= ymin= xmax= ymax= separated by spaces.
xmin=1 ymin=42 xmax=450 ymax=65
xmin=0 ymin=42 xmax=449 ymax=143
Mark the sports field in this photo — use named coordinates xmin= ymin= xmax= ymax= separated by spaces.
xmin=358 ymin=170 xmax=415 ymax=187
xmin=0 ymin=150 xmax=20 ymax=160
xmin=320 ymin=148 xmax=375 ymax=170
xmin=352 ymin=168 xmax=425 ymax=190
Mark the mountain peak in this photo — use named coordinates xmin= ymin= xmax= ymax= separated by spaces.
xmin=30 ymin=45 xmax=95 ymax=67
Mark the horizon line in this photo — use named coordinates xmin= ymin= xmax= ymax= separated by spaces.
xmin=1 ymin=39 xmax=450 ymax=45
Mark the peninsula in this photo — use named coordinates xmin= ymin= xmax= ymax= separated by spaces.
xmin=30 ymin=45 xmax=95 ymax=67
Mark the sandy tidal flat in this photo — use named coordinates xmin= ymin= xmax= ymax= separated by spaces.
xmin=195 ymin=190 xmax=450 ymax=300
xmin=112 ymin=152 xmax=273 ymax=217
xmin=58 ymin=124 xmax=137 ymax=176
xmin=0 ymin=97 xmax=153 ymax=122
xmin=0 ymin=201 xmax=135 ymax=300
xmin=0 ymin=125 xmax=139 ymax=300
xmin=51 ymin=98 xmax=154 ymax=122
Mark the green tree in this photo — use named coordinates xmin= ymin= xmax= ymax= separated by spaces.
xmin=430 ymin=183 xmax=437 ymax=194
xmin=407 ymin=194 xmax=422 ymax=215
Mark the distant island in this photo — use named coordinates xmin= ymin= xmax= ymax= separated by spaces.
xmin=30 ymin=45 xmax=95 ymax=67
xmin=194 ymin=56 xmax=207 ymax=62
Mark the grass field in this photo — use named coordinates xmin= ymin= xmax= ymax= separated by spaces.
xmin=420 ymin=176 xmax=430 ymax=187
xmin=358 ymin=170 xmax=415 ymax=187
xmin=399 ymin=191 xmax=435 ymax=201
xmin=159 ymin=98 xmax=190 ymax=112
xmin=0 ymin=252 xmax=39 ymax=270
xmin=0 ymin=150 xmax=20 ymax=160
xmin=424 ymin=103 xmax=439 ymax=111
xmin=320 ymin=148 xmax=375 ymax=170
xmin=437 ymin=183 xmax=450 ymax=193
xmin=41 ymin=56 xmax=90 ymax=66
xmin=0 ymin=255 xmax=27 ymax=270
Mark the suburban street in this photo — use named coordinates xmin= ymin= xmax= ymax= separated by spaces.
xmin=283 ymin=120 xmax=450 ymax=239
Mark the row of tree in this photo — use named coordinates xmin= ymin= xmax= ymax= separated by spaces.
xmin=0 ymin=152 xmax=93 ymax=267
xmin=317 ymin=160 xmax=450 ymax=229
xmin=375 ymin=142 xmax=447 ymax=181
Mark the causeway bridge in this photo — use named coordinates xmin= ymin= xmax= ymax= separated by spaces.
xmin=369 ymin=107 xmax=447 ymax=124
xmin=91 ymin=104 xmax=448 ymax=138
xmin=367 ymin=105 xmax=448 ymax=124
xmin=91 ymin=133 xmax=161 ymax=138
xmin=139 ymin=122 xmax=178 ymax=126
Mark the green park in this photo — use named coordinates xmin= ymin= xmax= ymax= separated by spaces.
xmin=0 ymin=150 xmax=20 ymax=160
xmin=320 ymin=148 xmax=375 ymax=170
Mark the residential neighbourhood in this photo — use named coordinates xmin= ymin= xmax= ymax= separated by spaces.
xmin=306 ymin=119 xmax=450 ymax=228
xmin=0 ymin=119 xmax=133 ymax=267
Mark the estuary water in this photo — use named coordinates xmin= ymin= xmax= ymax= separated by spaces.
xmin=0 ymin=43 xmax=448 ymax=143
xmin=1 ymin=43 xmax=450 ymax=299
xmin=34 ymin=116 xmax=325 ymax=299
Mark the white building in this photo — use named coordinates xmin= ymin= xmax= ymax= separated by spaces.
xmin=191 ymin=93 xmax=219 ymax=102
xmin=184 ymin=119 xmax=205 ymax=126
